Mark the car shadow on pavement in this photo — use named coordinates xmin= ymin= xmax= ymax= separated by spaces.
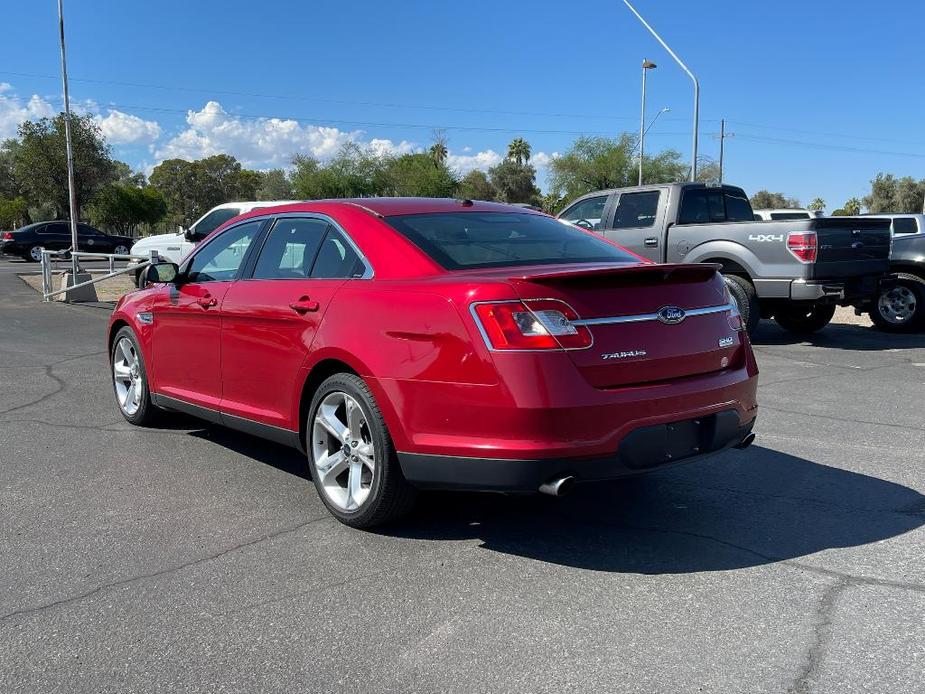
xmin=750 ymin=321 xmax=925 ymax=350
xmin=380 ymin=445 xmax=925 ymax=575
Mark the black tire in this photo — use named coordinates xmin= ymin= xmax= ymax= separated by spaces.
xmin=723 ymin=274 xmax=760 ymax=334
xmin=26 ymin=245 xmax=43 ymax=263
xmin=869 ymin=273 xmax=925 ymax=334
xmin=110 ymin=326 xmax=159 ymax=426
xmin=774 ymin=303 xmax=837 ymax=334
xmin=307 ymin=373 xmax=416 ymax=528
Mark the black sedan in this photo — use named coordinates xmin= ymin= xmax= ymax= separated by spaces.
xmin=0 ymin=221 xmax=133 ymax=262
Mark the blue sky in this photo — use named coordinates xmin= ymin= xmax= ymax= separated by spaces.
xmin=1 ymin=0 xmax=923 ymax=210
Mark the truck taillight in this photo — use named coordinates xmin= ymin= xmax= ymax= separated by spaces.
xmin=787 ymin=231 xmax=817 ymax=263
xmin=472 ymin=299 xmax=592 ymax=351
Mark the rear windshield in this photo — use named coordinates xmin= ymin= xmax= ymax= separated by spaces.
xmin=384 ymin=212 xmax=639 ymax=270
xmin=770 ymin=212 xmax=811 ymax=220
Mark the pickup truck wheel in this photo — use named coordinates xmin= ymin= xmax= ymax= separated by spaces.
xmin=869 ymin=273 xmax=925 ymax=333
xmin=774 ymin=304 xmax=836 ymax=334
xmin=723 ymin=275 xmax=760 ymax=334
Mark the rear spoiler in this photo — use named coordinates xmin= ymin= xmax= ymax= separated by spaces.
xmin=518 ymin=262 xmax=722 ymax=284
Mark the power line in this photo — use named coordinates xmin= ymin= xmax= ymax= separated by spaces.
xmin=734 ymin=133 xmax=925 ymax=159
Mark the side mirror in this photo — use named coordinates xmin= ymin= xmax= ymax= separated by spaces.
xmin=144 ymin=262 xmax=179 ymax=286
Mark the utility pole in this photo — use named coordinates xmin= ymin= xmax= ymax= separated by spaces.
xmin=717 ymin=119 xmax=735 ymax=184
xmin=57 ymin=0 xmax=80 ymax=279
xmin=623 ymin=0 xmax=700 ymax=181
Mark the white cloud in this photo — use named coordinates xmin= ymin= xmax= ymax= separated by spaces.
xmin=95 ymin=109 xmax=161 ymax=144
xmin=155 ymin=100 xmax=415 ymax=168
xmin=447 ymin=149 xmax=503 ymax=175
xmin=531 ymin=151 xmax=559 ymax=170
xmin=0 ymin=83 xmax=12 ymax=94
xmin=0 ymin=91 xmax=55 ymax=139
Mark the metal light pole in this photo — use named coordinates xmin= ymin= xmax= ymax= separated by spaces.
xmin=638 ymin=59 xmax=656 ymax=186
xmin=623 ymin=0 xmax=700 ymax=182
xmin=57 ymin=0 xmax=80 ymax=278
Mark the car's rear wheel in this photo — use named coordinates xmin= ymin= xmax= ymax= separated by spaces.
xmin=308 ymin=373 xmax=416 ymax=528
xmin=111 ymin=326 xmax=158 ymax=425
xmin=869 ymin=274 xmax=925 ymax=333
xmin=773 ymin=303 xmax=837 ymax=334
xmin=27 ymin=245 xmax=44 ymax=263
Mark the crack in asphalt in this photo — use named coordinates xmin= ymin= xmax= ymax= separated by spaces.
xmin=0 ymin=515 xmax=332 ymax=625
xmin=758 ymin=404 xmax=925 ymax=434
xmin=787 ymin=578 xmax=849 ymax=694
xmin=0 ymin=350 xmax=105 ymax=416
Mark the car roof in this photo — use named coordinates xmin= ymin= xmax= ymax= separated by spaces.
xmin=244 ymin=197 xmax=547 ymax=217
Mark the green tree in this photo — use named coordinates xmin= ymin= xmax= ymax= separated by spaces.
xmin=488 ymin=159 xmax=540 ymax=204
xmin=113 ymin=160 xmax=146 ymax=187
xmin=843 ymin=197 xmax=862 ymax=215
xmin=87 ymin=184 xmax=167 ymax=236
xmin=290 ymin=143 xmax=390 ymax=199
xmin=548 ymin=134 xmax=686 ymax=201
xmin=749 ymin=190 xmax=800 ymax=209
xmin=13 ymin=113 xmax=117 ymax=218
xmin=256 ymin=168 xmax=294 ymax=200
xmin=149 ymin=154 xmax=257 ymax=227
xmin=383 ymin=153 xmax=458 ymax=197
xmin=457 ymin=170 xmax=496 ymax=201
xmin=0 ymin=140 xmax=20 ymax=200
xmin=808 ymin=197 xmax=826 ymax=211
xmin=507 ymin=138 xmax=531 ymax=166
xmin=695 ymin=157 xmax=721 ymax=185
xmin=429 ymin=141 xmax=448 ymax=168
xmin=0 ymin=196 xmax=29 ymax=229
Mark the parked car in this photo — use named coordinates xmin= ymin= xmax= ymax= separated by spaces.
xmin=127 ymin=200 xmax=298 ymax=285
xmin=108 ymin=198 xmax=758 ymax=528
xmin=0 ymin=221 xmax=133 ymax=262
xmin=558 ymin=184 xmax=892 ymax=334
xmin=753 ymin=208 xmax=823 ymax=221
xmin=862 ymin=214 xmax=925 ymax=332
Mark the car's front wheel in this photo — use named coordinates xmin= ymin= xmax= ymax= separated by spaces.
xmin=111 ymin=326 xmax=158 ymax=425
xmin=308 ymin=373 xmax=416 ymax=528
xmin=113 ymin=244 xmax=130 ymax=256
xmin=869 ymin=274 xmax=925 ymax=333
xmin=773 ymin=303 xmax=837 ymax=334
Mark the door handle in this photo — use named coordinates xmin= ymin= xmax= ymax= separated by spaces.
xmin=290 ymin=296 xmax=320 ymax=314
xmin=197 ymin=295 xmax=217 ymax=308
xmin=644 ymin=237 xmax=659 ymax=247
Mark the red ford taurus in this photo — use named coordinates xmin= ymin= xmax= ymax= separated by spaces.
xmin=108 ymin=198 xmax=758 ymax=527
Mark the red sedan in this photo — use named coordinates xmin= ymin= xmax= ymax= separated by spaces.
xmin=108 ymin=198 xmax=758 ymax=528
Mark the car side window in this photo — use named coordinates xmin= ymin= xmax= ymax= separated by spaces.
xmin=560 ymin=195 xmax=608 ymax=230
xmin=252 ymin=218 xmax=329 ymax=279
xmin=191 ymin=208 xmax=242 ymax=241
xmin=611 ymin=191 xmax=660 ymax=229
xmin=186 ymin=220 xmax=262 ymax=283
xmin=38 ymin=223 xmax=64 ymax=236
xmin=893 ymin=218 xmax=918 ymax=234
xmin=310 ymin=228 xmax=364 ymax=279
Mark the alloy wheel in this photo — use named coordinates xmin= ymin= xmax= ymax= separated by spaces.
xmin=113 ymin=245 xmax=129 ymax=256
xmin=878 ymin=286 xmax=917 ymax=324
xmin=113 ymin=337 xmax=143 ymax=416
xmin=30 ymin=245 xmax=44 ymax=262
xmin=311 ymin=391 xmax=376 ymax=512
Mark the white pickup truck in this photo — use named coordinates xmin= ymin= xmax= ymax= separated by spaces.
xmin=129 ymin=200 xmax=297 ymax=285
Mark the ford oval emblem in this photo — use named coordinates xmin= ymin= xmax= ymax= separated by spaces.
xmin=656 ymin=306 xmax=686 ymax=325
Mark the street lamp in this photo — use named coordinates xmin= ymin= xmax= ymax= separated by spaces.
xmin=623 ymin=0 xmax=700 ymax=182
xmin=638 ymin=59 xmax=657 ymax=186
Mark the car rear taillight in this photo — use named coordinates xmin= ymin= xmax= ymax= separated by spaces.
xmin=722 ymin=285 xmax=745 ymax=331
xmin=786 ymin=231 xmax=817 ymax=263
xmin=1 ymin=232 xmax=12 ymax=240
xmin=472 ymin=299 xmax=592 ymax=351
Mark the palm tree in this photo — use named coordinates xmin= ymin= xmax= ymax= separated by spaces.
xmin=429 ymin=142 xmax=448 ymax=168
xmin=808 ymin=197 xmax=826 ymax=211
xmin=507 ymin=138 xmax=531 ymax=166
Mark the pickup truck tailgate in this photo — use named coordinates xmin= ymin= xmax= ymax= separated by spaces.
xmin=812 ymin=218 xmax=891 ymax=279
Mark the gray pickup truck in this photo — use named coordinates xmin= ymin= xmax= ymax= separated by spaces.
xmin=558 ymin=183 xmax=892 ymax=334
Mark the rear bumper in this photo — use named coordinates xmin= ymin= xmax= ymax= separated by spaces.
xmin=790 ymin=274 xmax=884 ymax=303
xmin=398 ymin=410 xmax=756 ymax=492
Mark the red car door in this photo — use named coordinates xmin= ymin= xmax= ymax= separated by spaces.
xmin=151 ymin=219 xmax=264 ymax=412
xmin=220 ymin=218 xmax=367 ymax=430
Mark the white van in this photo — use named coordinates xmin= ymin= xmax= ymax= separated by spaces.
xmin=129 ymin=200 xmax=298 ymax=285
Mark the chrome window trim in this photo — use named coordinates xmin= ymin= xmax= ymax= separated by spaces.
xmin=572 ymin=303 xmax=734 ymax=327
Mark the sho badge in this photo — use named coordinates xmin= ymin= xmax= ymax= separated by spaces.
xmin=602 ymin=349 xmax=647 ymax=360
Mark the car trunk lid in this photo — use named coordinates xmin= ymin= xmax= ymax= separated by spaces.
xmin=508 ymin=263 xmax=744 ymax=388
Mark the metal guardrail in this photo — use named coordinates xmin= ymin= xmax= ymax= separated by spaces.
xmin=41 ymin=249 xmax=160 ymax=302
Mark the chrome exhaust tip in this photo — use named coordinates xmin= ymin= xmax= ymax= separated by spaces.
xmin=538 ymin=476 xmax=575 ymax=497
xmin=734 ymin=432 xmax=756 ymax=450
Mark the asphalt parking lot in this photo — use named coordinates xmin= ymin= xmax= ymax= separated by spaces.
xmin=1 ymin=258 xmax=924 ymax=694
